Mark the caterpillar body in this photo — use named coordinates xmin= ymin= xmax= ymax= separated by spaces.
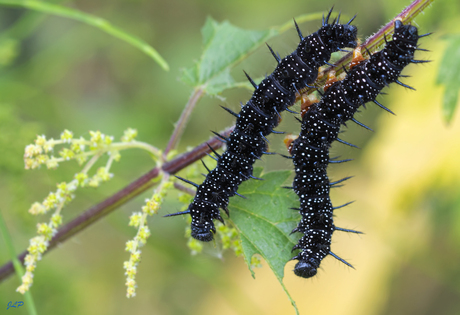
xmin=166 ymin=9 xmax=358 ymax=242
xmin=289 ymin=20 xmax=428 ymax=278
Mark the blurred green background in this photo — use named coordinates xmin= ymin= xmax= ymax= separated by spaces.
xmin=1 ymin=0 xmax=459 ymax=314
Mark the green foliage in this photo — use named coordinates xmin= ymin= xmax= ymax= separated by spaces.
xmin=436 ymin=34 xmax=460 ymax=123
xmin=179 ymin=12 xmax=329 ymax=96
xmin=230 ymin=168 xmax=300 ymax=314
xmin=0 ymin=38 xmax=19 ymax=66
xmin=0 ymin=0 xmax=169 ymax=70
xmin=180 ymin=17 xmax=278 ymax=95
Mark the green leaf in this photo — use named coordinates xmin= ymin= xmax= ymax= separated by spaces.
xmin=0 ymin=0 xmax=169 ymax=71
xmin=0 ymin=0 xmax=66 ymax=41
xmin=180 ymin=17 xmax=278 ymax=95
xmin=229 ymin=168 xmax=299 ymax=315
xmin=179 ymin=12 xmax=344 ymax=96
xmin=436 ymin=34 xmax=460 ymax=123
xmin=180 ymin=63 xmax=199 ymax=87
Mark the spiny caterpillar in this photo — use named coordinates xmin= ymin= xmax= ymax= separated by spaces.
xmin=288 ymin=20 xmax=429 ymax=278
xmin=166 ymin=8 xmax=358 ymax=242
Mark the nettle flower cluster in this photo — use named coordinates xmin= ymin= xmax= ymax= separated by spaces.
xmin=124 ymin=176 xmax=172 ymax=297
xmin=18 ymin=128 xmax=156 ymax=294
xmin=18 ymin=128 xmax=248 ymax=298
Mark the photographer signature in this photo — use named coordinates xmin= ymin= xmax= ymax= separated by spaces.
xmin=6 ymin=301 xmax=24 ymax=310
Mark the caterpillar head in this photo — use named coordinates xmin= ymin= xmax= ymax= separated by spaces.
xmin=294 ymin=258 xmax=320 ymax=278
xmin=393 ymin=20 xmax=419 ymax=43
xmin=298 ymin=16 xmax=358 ymax=66
xmin=333 ymin=23 xmax=358 ymax=50
xmin=319 ymin=14 xmax=358 ymax=51
xmin=191 ymin=224 xmax=214 ymax=242
xmin=320 ymin=8 xmax=358 ymax=50
xmin=190 ymin=202 xmax=216 ymax=242
xmin=386 ymin=20 xmax=419 ymax=69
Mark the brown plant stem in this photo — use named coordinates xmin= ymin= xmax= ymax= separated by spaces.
xmin=173 ymin=182 xmax=196 ymax=196
xmin=297 ymin=0 xmax=434 ymax=100
xmin=0 ymin=126 xmax=234 ymax=283
xmin=164 ymin=88 xmax=204 ymax=157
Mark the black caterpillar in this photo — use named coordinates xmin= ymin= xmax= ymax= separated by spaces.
xmin=166 ymin=9 xmax=358 ymax=241
xmin=289 ymin=20 xmax=429 ymax=278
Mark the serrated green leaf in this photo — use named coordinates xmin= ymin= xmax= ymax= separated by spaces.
xmin=229 ymin=168 xmax=299 ymax=315
xmin=180 ymin=17 xmax=278 ymax=95
xmin=201 ymin=16 xmax=216 ymax=47
xmin=179 ymin=12 xmax=335 ymax=97
xmin=436 ymin=34 xmax=460 ymax=123
xmin=239 ymin=233 xmax=258 ymax=279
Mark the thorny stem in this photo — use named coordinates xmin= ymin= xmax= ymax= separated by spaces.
xmin=164 ymin=88 xmax=205 ymax=158
xmin=361 ymin=0 xmax=433 ymax=49
xmin=298 ymin=0 xmax=434 ymax=100
xmin=0 ymin=126 xmax=234 ymax=283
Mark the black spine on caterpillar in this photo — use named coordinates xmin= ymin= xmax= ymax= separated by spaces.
xmin=290 ymin=20 xmax=426 ymax=278
xmin=165 ymin=9 xmax=358 ymax=242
